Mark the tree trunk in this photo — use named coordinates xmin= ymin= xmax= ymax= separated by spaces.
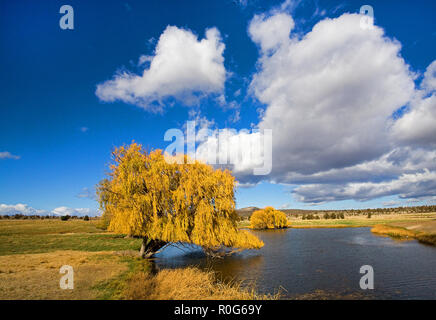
xmin=139 ymin=238 xmax=147 ymax=258
xmin=139 ymin=237 xmax=167 ymax=258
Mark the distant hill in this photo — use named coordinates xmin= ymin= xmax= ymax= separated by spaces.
xmin=236 ymin=207 xmax=314 ymax=219
xmin=235 ymin=207 xmax=259 ymax=220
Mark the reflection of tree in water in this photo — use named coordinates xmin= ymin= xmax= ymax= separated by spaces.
xmin=155 ymin=245 xmax=265 ymax=285
xmin=202 ymin=254 xmax=265 ymax=283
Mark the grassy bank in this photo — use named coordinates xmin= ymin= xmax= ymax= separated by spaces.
xmin=371 ymin=221 xmax=436 ymax=246
xmin=97 ymin=257 xmax=277 ymax=300
xmin=0 ymin=219 xmax=271 ymax=300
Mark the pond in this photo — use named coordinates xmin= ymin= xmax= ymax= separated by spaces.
xmin=155 ymin=227 xmax=436 ymax=299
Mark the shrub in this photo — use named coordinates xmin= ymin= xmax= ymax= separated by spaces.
xmin=60 ymin=215 xmax=71 ymax=221
xmin=250 ymin=207 xmax=288 ymax=229
xmin=84 ymin=215 xmax=90 ymax=221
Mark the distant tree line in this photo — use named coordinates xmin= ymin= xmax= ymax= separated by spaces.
xmin=287 ymin=205 xmax=436 ymax=218
xmin=301 ymin=212 xmax=346 ymax=220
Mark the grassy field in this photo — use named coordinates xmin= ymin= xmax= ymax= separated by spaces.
xmin=0 ymin=219 xmax=273 ymax=300
xmin=0 ymin=219 xmax=142 ymax=256
xmin=239 ymin=213 xmax=436 ymax=229
xmin=288 ymin=213 xmax=436 ymax=228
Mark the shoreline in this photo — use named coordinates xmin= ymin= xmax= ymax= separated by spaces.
xmin=371 ymin=223 xmax=436 ymax=246
xmin=289 ymin=225 xmax=368 ymax=229
xmin=240 ymin=214 xmax=436 ymax=246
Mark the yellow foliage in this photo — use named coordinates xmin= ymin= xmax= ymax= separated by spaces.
xmin=97 ymin=142 xmax=263 ymax=253
xmin=250 ymin=207 xmax=288 ymax=230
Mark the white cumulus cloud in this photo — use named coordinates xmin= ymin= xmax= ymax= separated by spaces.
xmin=391 ymin=60 xmax=436 ymax=147
xmin=248 ymin=13 xmax=294 ymax=53
xmin=0 ymin=204 xmax=47 ymax=216
xmin=0 ymin=204 xmax=99 ymax=217
xmin=51 ymin=206 xmax=97 ymax=217
xmin=251 ymin=13 xmax=415 ymax=178
xmin=199 ymin=12 xmax=415 ymax=182
xmin=196 ymin=10 xmax=436 ymax=205
xmin=96 ymin=26 xmax=226 ymax=111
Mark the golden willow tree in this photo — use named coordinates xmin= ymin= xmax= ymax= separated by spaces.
xmin=250 ymin=207 xmax=288 ymax=230
xmin=97 ymin=142 xmax=263 ymax=258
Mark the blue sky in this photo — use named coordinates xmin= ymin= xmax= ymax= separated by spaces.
xmin=1 ymin=0 xmax=435 ymax=215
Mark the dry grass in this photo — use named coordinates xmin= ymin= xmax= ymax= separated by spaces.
xmin=124 ymin=267 xmax=278 ymax=300
xmin=371 ymin=221 xmax=436 ymax=246
xmin=0 ymin=251 xmax=127 ymax=300
xmin=371 ymin=225 xmax=416 ymax=239
xmin=388 ymin=220 xmax=436 ymax=234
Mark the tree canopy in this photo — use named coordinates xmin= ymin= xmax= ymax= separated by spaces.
xmin=250 ymin=207 xmax=288 ymax=230
xmin=97 ymin=142 xmax=263 ymax=258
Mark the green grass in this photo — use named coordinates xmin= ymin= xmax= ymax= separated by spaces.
xmin=289 ymin=214 xmax=436 ymax=228
xmin=0 ymin=220 xmax=141 ymax=256
xmin=237 ymin=220 xmax=251 ymax=228
xmin=239 ymin=213 xmax=436 ymax=229
xmin=0 ymin=219 xmax=103 ymax=236
xmin=291 ymin=219 xmax=382 ymax=227
xmin=93 ymin=256 xmax=153 ymax=300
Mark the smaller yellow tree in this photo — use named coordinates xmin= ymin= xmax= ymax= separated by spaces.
xmin=250 ymin=207 xmax=288 ymax=230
